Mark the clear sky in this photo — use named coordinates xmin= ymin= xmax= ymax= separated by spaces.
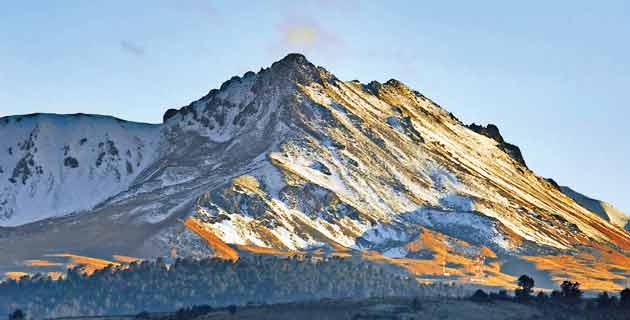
xmin=1 ymin=1 xmax=629 ymax=213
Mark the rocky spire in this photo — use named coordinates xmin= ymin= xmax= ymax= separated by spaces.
xmin=253 ymin=53 xmax=323 ymax=91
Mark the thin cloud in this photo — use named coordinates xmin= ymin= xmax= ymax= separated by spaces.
xmin=120 ymin=40 xmax=145 ymax=57
xmin=285 ymin=25 xmax=319 ymax=46
xmin=274 ymin=16 xmax=344 ymax=57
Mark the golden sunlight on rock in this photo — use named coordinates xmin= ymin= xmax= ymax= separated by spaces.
xmin=24 ymin=259 xmax=64 ymax=267
xmin=4 ymin=272 xmax=28 ymax=280
xmin=183 ymin=217 xmax=240 ymax=261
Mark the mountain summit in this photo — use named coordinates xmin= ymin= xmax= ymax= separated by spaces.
xmin=1 ymin=54 xmax=628 ymax=290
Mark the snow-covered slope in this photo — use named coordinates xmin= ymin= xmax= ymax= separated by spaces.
xmin=0 ymin=114 xmax=160 ymax=226
xmin=560 ymin=186 xmax=630 ymax=231
xmin=1 ymin=54 xmax=628 ymax=290
xmin=153 ymin=54 xmax=627 ymax=253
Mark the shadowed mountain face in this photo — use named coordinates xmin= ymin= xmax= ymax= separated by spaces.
xmin=0 ymin=54 xmax=628 ymax=290
xmin=559 ymin=186 xmax=630 ymax=231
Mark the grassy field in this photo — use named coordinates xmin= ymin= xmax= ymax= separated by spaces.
xmin=179 ymin=297 xmax=542 ymax=320
xmin=46 ymin=296 xmax=630 ymax=320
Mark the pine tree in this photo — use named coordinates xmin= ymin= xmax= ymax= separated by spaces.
xmin=515 ymin=275 xmax=534 ymax=302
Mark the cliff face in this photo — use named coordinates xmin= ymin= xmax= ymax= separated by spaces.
xmin=1 ymin=54 xmax=628 ymax=291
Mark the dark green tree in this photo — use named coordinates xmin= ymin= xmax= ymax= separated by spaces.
xmin=535 ymin=291 xmax=548 ymax=304
xmin=515 ymin=275 xmax=535 ymax=302
xmin=550 ymin=290 xmax=562 ymax=305
xmin=620 ymin=288 xmax=630 ymax=309
xmin=596 ymin=291 xmax=612 ymax=309
xmin=8 ymin=310 xmax=25 ymax=320
xmin=560 ymin=281 xmax=582 ymax=305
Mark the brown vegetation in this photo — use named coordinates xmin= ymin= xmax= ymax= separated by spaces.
xmin=183 ymin=217 xmax=239 ymax=261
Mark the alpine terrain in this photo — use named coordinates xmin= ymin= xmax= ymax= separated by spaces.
xmin=1 ymin=54 xmax=629 ymax=291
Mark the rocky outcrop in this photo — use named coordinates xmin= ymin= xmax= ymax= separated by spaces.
xmin=467 ymin=123 xmax=527 ymax=168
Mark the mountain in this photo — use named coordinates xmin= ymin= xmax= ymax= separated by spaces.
xmin=1 ymin=54 xmax=628 ymax=291
xmin=0 ymin=114 xmax=160 ymax=226
xmin=559 ymin=186 xmax=629 ymax=231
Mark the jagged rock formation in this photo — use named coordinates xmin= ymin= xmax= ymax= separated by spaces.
xmin=0 ymin=54 xmax=628 ymax=290
xmin=466 ymin=123 xmax=527 ymax=168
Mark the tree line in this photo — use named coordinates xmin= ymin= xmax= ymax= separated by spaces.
xmin=0 ymin=255 xmax=462 ymax=319
xmin=471 ymin=274 xmax=630 ymax=319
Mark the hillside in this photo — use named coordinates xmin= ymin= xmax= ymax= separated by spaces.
xmin=560 ymin=186 xmax=630 ymax=231
xmin=0 ymin=114 xmax=160 ymax=226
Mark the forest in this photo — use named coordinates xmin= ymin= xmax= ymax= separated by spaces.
xmin=0 ymin=255 xmax=460 ymax=319
xmin=4 ymin=256 xmax=630 ymax=319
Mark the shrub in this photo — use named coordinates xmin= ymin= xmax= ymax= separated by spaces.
xmin=621 ymin=288 xmax=630 ymax=309
xmin=227 ymin=305 xmax=237 ymax=315
xmin=471 ymin=289 xmax=490 ymax=303
xmin=535 ymin=291 xmax=548 ymax=304
xmin=489 ymin=290 xmax=510 ymax=301
xmin=596 ymin=292 xmax=612 ymax=309
xmin=9 ymin=310 xmax=25 ymax=320
xmin=411 ymin=297 xmax=422 ymax=311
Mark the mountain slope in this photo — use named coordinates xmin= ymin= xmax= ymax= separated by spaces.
xmin=560 ymin=186 xmax=629 ymax=231
xmin=0 ymin=54 xmax=628 ymax=291
xmin=168 ymin=54 xmax=627 ymax=252
xmin=0 ymin=114 xmax=160 ymax=226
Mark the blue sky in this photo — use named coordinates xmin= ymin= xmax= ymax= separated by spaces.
xmin=1 ymin=1 xmax=629 ymax=213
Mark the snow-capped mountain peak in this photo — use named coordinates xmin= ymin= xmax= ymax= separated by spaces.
xmin=1 ymin=54 xmax=628 ymax=291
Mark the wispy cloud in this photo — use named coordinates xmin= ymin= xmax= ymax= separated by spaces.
xmin=120 ymin=40 xmax=145 ymax=57
xmin=273 ymin=16 xmax=343 ymax=57
xmin=284 ymin=24 xmax=319 ymax=47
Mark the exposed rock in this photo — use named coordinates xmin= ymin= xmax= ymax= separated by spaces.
xmin=467 ymin=123 xmax=527 ymax=168
xmin=63 ymin=157 xmax=79 ymax=168
xmin=163 ymin=109 xmax=179 ymax=122
xmin=467 ymin=123 xmax=504 ymax=143
xmin=544 ymin=178 xmax=561 ymax=191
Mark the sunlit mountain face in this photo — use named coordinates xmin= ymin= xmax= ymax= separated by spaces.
xmin=1 ymin=54 xmax=628 ymax=292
